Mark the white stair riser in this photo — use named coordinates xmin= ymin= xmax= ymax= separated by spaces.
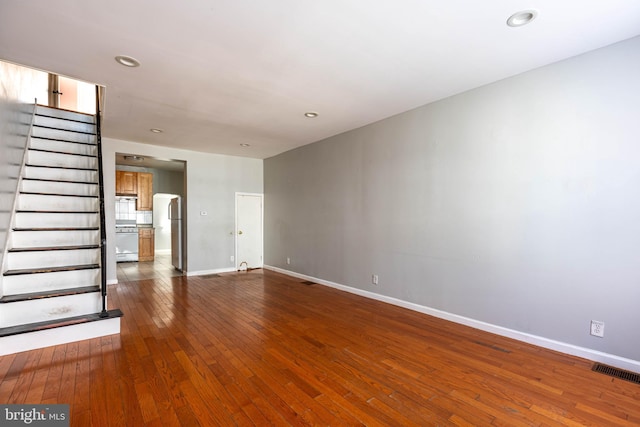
xmin=30 ymin=138 xmax=96 ymax=156
xmin=6 ymin=249 xmax=100 ymax=270
xmin=0 ymin=316 xmax=119 ymax=356
xmin=27 ymin=151 xmax=97 ymax=169
xmin=21 ymin=180 xmax=98 ymax=196
xmin=24 ymin=166 xmax=97 ymax=182
xmin=33 ymin=115 xmax=96 ymax=134
xmin=0 ymin=292 xmax=102 ymax=328
xmin=15 ymin=212 xmax=99 ymax=228
xmin=31 ymin=126 xmax=95 ymax=144
xmin=10 ymin=229 xmax=100 ymax=248
xmin=18 ymin=193 xmax=98 ymax=212
xmin=3 ymin=268 xmax=99 ymax=295
xmin=36 ymin=106 xmax=95 ymax=124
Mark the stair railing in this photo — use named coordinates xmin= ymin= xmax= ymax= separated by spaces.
xmin=95 ymin=87 xmax=108 ymax=317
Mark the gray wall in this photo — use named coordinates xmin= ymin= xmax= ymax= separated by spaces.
xmin=0 ymin=62 xmax=44 ymax=291
xmin=104 ymin=138 xmax=263 ymax=281
xmin=264 ymin=36 xmax=640 ymax=362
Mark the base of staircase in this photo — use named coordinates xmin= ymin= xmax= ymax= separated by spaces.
xmin=0 ymin=309 xmax=123 ymax=356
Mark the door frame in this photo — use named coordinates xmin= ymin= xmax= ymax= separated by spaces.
xmin=234 ymin=192 xmax=264 ymax=270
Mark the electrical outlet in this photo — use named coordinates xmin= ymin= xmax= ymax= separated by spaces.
xmin=590 ymin=320 xmax=605 ymax=338
xmin=286 ymin=257 xmax=290 ymax=265
xmin=230 ymin=255 xmax=234 ymax=262
xmin=372 ymin=274 xmax=379 ymax=285
xmin=200 ymin=211 xmax=207 ymax=216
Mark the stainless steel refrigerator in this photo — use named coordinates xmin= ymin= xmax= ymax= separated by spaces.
xmin=169 ymin=196 xmax=182 ymax=270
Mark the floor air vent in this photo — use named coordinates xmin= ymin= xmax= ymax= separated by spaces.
xmin=592 ymin=363 xmax=640 ymax=385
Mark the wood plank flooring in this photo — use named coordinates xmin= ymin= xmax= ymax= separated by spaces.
xmin=1 ymin=262 xmax=639 ymax=426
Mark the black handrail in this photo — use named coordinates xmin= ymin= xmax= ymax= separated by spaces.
xmin=95 ymin=86 xmax=108 ymax=318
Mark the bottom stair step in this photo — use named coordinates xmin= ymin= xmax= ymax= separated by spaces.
xmin=0 ymin=285 xmax=100 ymax=303
xmin=0 ymin=309 xmax=123 ymax=338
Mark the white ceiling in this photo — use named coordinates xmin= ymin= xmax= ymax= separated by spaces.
xmin=1 ymin=1 xmax=639 ymax=159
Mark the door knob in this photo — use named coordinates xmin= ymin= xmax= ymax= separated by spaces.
xmin=238 ymin=230 xmax=243 ymax=235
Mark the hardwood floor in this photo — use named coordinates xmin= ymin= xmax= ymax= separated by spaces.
xmin=1 ymin=261 xmax=639 ymax=426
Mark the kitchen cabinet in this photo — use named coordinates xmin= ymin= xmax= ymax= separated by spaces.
xmin=115 ymin=170 xmax=137 ymax=195
xmin=136 ymin=172 xmax=153 ymax=211
xmin=138 ymin=228 xmax=155 ymax=262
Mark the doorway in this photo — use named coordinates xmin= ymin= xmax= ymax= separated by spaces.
xmin=235 ymin=193 xmax=263 ymax=270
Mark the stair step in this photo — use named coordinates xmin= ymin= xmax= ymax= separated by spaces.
xmin=0 ymin=291 xmax=104 ymax=329
xmin=0 ymin=309 xmax=122 ymax=339
xmin=30 ymin=137 xmax=97 ymax=156
xmin=9 ymin=244 xmax=99 ymax=252
xmin=21 ymin=179 xmax=98 ymax=197
xmin=22 ymin=177 xmax=97 ymax=185
xmin=35 ymin=105 xmax=95 ymax=124
xmin=24 ymin=165 xmax=98 ymax=182
xmin=6 ymin=247 xmax=100 ymax=270
xmin=25 ymin=163 xmax=97 ymax=172
xmin=0 ymin=285 xmax=100 ymax=303
xmin=20 ymin=191 xmax=98 ymax=198
xmin=13 ymin=227 xmax=99 ymax=231
xmin=31 ymin=125 xmax=96 ymax=144
xmin=10 ymin=229 xmax=100 ymax=248
xmin=4 ymin=264 xmax=99 ymax=276
xmin=29 ymin=147 xmax=97 ymax=158
xmin=15 ymin=211 xmax=99 ymax=228
xmin=27 ymin=150 xmax=97 ymax=169
xmin=2 ymin=268 xmax=99 ymax=295
xmin=33 ymin=115 xmax=96 ymax=134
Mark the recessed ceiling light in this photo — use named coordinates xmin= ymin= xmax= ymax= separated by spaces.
xmin=124 ymin=155 xmax=145 ymax=162
xmin=115 ymin=55 xmax=140 ymax=67
xmin=304 ymin=112 xmax=319 ymax=118
xmin=240 ymin=143 xmax=250 ymax=147
xmin=150 ymin=128 xmax=163 ymax=133
xmin=507 ymin=10 xmax=538 ymax=27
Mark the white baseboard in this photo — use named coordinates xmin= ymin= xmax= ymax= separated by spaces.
xmin=0 ymin=317 xmax=121 ymax=356
xmin=186 ymin=267 xmax=237 ymax=277
xmin=155 ymin=249 xmax=171 ymax=254
xmin=264 ymin=265 xmax=640 ymax=373
xmin=107 ymin=279 xmax=118 ymax=285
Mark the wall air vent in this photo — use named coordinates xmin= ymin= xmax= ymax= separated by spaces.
xmin=592 ymin=363 xmax=640 ymax=385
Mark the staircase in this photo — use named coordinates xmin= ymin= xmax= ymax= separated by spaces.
xmin=0 ymin=104 xmax=122 ymax=355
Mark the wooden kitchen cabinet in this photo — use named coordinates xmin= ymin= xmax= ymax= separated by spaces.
xmin=136 ymin=172 xmax=153 ymax=211
xmin=138 ymin=228 xmax=155 ymax=262
xmin=115 ymin=170 xmax=137 ymax=195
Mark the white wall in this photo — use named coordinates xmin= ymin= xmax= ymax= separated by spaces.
xmin=103 ymin=138 xmax=263 ymax=281
xmin=0 ymin=62 xmax=47 ymax=292
xmin=264 ymin=36 xmax=640 ymax=367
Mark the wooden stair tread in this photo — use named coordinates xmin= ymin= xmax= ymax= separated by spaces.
xmin=8 ymin=244 xmax=100 ymax=252
xmin=30 ymin=136 xmax=96 ymax=146
xmin=0 ymin=309 xmax=123 ymax=338
xmin=32 ymin=123 xmax=96 ymax=135
xmin=13 ymin=226 xmax=99 ymax=232
xmin=22 ymin=177 xmax=97 ymax=185
xmin=0 ymin=285 xmax=101 ymax=303
xmin=16 ymin=209 xmax=99 ymax=214
xmin=3 ymin=264 xmax=100 ymax=276
xmin=29 ymin=147 xmax=97 ymax=158
xmin=19 ymin=191 xmax=98 ymax=198
xmin=25 ymin=163 xmax=98 ymax=171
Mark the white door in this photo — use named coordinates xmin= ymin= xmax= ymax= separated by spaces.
xmin=236 ymin=193 xmax=263 ymax=269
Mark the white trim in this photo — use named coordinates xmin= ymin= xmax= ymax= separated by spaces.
xmin=235 ymin=192 xmax=264 ymax=270
xmin=264 ymin=265 xmax=640 ymax=373
xmin=107 ymin=279 xmax=118 ymax=285
xmin=186 ymin=267 xmax=236 ymax=277
xmin=0 ymin=317 xmax=120 ymax=356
